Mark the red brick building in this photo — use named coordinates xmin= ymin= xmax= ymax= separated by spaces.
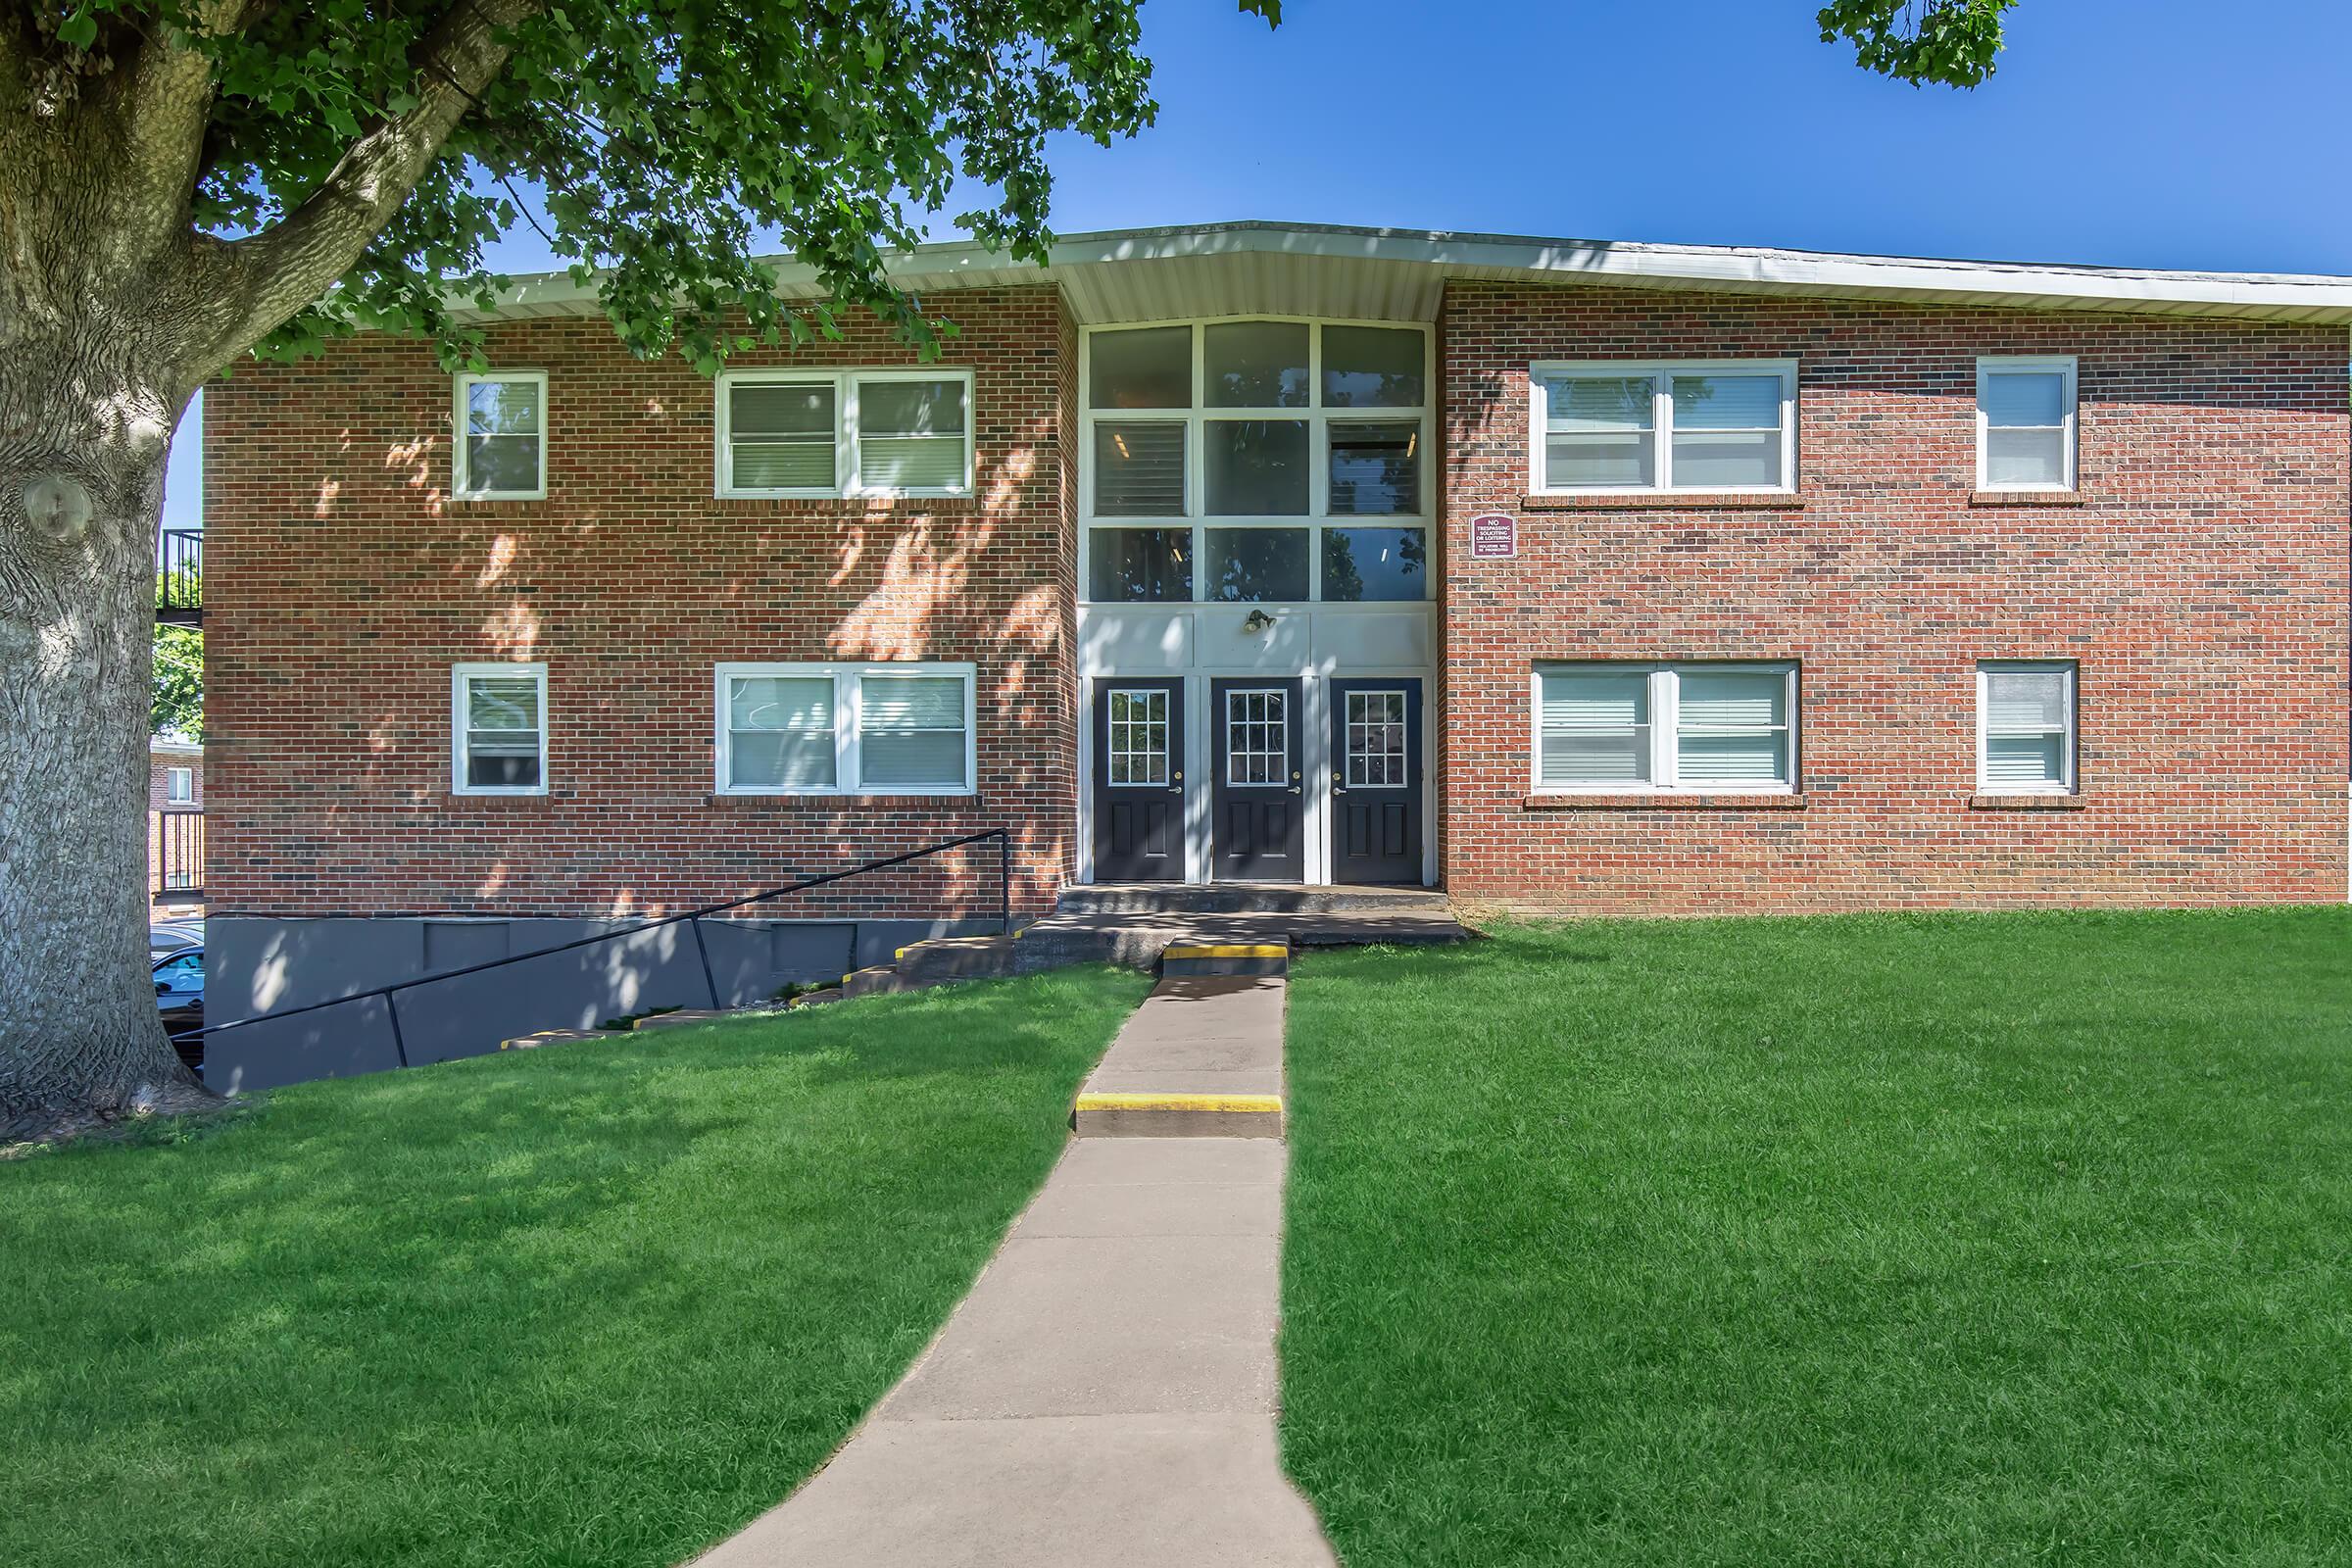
xmin=200 ymin=223 xmax=2350 ymax=1081
xmin=147 ymin=736 xmax=204 ymax=912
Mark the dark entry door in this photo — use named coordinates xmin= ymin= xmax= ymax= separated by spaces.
xmin=1329 ymin=679 xmax=1424 ymax=885
xmin=1093 ymin=679 xmax=1185 ymax=881
xmin=1211 ymin=677 xmax=1305 ymax=882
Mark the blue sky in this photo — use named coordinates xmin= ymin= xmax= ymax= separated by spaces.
xmin=163 ymin=0 xmax=2352 ymax=526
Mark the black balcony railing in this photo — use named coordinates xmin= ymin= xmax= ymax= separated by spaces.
xmin=156 ymin=528 xmax=202 ymax=624
xmin=151 ymin=808 xmax=204 ymax=901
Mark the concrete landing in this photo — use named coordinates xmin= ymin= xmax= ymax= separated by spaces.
xmin=691 ymin=1138 xmax=1335 ymax=1568
xmin=1074 ymin=974 xmax=1289 ymax=1138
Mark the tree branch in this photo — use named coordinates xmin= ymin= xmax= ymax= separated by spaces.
xmin=208 ymin=0 xmax=542 ymax=363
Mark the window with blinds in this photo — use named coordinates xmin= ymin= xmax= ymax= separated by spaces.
xmin=1094 ymin=423 xmax=1186 ymax=517
xmin=858 ymin=674 xmax=970 ymax=790
xmin=454 ymin=372 xmax=547 ymax=499
xmin=724 ymin=674 xmax=837 ymax=791
xmin=717 ymin=371 xmax=972 ymax=497
xmin=727 ymin=381 xmax=836 ymax=492
xmin=453 ymin=663 xmax=548 ymax=795
xmin=1534 ymin=663 xmax=1797 ymax=793
xmin=1978 ymin=662 xmax=2077 ymax=793
xmin=1977 ymin=358 xmax=2077 ymax=491
xmin=858 ymin=379 xmax=968 ymax=492
xmin=1532 ymin=361 xmax=1795 ymax=494
xmin=715 ymin=663 xmax=974 ymax=794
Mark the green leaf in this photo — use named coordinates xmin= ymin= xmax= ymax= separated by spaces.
xmin=58 ymin=9 xmax=96 ymax=49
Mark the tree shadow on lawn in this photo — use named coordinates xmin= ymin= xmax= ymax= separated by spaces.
xmin=0 ymin=963 xmax=1149 ymax=1568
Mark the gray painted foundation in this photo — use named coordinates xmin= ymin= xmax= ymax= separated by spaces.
xmin=203 ymin=914 xmax=996 ymax=1094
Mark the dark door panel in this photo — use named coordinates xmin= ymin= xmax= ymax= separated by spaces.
xmin=1093 ymin=679 xmax=1185 ymax=881
xmin=1210 ymin=677 xmax=1304 ymax=882
xmin=1329 ymin=678 xmax=1424 ymax=885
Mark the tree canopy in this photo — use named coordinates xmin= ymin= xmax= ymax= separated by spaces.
xmin=16 ymin=1 xmax=1277 ymax=382
xmin=1818 ymin=0 xmax=2014 ymax=88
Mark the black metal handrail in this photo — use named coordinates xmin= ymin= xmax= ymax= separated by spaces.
xmin=191 ymin=827 xmax=1013 ymax=1065
xmin=156 ymin=528 xmax=202 ymax=621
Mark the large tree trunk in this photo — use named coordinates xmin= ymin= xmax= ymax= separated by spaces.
xmin=0 ymin=346 xmax=219 ymax=1140
xmin=0 ymin=6 xmax=532 ymax=1138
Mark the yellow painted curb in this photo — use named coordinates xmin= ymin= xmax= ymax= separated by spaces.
xmin=1074 ymin=1092 xmax=1284 ymax=1114
xmin=1162 ymin=943 xmax=1289 ymax=960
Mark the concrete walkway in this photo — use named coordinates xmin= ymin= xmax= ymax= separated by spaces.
xmin=694 ymin=976 xmax=1335 ymax=1568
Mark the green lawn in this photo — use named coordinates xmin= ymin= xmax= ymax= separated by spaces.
xmin=1280 ymin=907 xmax=2352 ymax=1567
xmin=1 ymin=965 xmax=1149 ymax=1568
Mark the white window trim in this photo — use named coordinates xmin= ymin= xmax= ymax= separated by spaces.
xmin=451 ymin=370 xmax=549 ymax=501
xmin=1976 ymin=660 xmax=2079 ymax=796
xmin=1077 ymin=317 xmax=1435 ymax=606
xmin=1529 ymin=662 xmax=1799 ymax=795
xmin=1528 ymin=360 xmax=1798 ymax=496
xmin=712 ymin=661 xmax=978 ymax=796
xmin=1975 ymin=355 xmax=2079 ymax=493
xmin=164 ymin=766 xmax=193 ymax=804
xmin=451 ymin=662 xmax=550 ymax=797
xmin=714 ymin=368 xmax=976 ymax=500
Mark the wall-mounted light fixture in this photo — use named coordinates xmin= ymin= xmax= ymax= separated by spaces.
xmin=1240 ymin=609 xmax=1276 ymax=634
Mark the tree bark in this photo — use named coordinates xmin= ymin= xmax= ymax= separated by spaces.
xmin=0 ymin=342 xmax=217 ymax=1141
xmin=0 ymin=7 xmax=537 ymax=1137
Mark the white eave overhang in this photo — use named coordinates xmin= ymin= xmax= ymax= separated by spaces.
xmin=469 ymin=220 xmax=2352 ymax=327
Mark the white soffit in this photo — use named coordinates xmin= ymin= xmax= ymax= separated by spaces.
xmin=471 ymin=220 xmax=2352 ymax=326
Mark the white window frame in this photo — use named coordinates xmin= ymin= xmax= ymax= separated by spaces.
xmin=712 ymin=661 xmax=977 ymax=796
xmin=1976 ymin=660 xmax=2079 ymax=795
xmin=1529 ymin=662 xmax=1799 ymax=795
xmin=451 ymin=370 xmax=549 ymax=501
xmin=714 ymin=368 xmax=975 ymax=500
xmin=1528 ymin=360 xmax=1798 ymax=496
xmin=163 ymin=765 xmax=193 ymax=804
xmin=1975 ymin=355 xmax=2078 ymax=493
xmin=1077 ymin=317 xmax=1435 ymax=606
xmin=451 ymin=662 xmax=550 ymax=797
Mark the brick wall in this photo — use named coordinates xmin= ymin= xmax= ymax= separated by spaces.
xmin=1440 ymin=281 xmax=2350 ymax=912
xmin=203 ymin=287 xmax=1076 ymax=921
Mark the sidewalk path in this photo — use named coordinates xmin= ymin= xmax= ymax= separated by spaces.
xmin=694 ymin=977 xmax=1335 ymax=1568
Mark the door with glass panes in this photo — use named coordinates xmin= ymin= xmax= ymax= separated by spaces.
xmin=1328 ymin=679 xmax=1422 ymax=884
xmin=1210 ymin=677 xmax=1305 ymax=881
xmin=1092 ymin=680 xmax=1185 ymax=881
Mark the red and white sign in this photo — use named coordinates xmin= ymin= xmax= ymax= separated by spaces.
xmin=1469 ymin=514 xmax=1517 ymax=559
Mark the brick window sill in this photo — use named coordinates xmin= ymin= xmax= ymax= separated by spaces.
xmin=1523 ymin=792 xmax=1808 ymax=810
xmin=1969 ymin=793 xmax=2086 ymax=810
xmin=708 ymin=793 xmax=985 ymax=808
xmin=709 ymin=496 xmax=986 ymax=515
xmin=1520 ymin=491 xmax=1808 ymax=512
xmin=1969 ymin=490 xmax=2090 ymax=508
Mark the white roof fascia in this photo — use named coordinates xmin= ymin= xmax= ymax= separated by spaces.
xmin=466 ymin=220 xmax=2352 ymax=324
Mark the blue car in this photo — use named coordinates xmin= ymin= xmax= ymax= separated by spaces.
xmin=152 ymin=945 xmax=205 ymax=1069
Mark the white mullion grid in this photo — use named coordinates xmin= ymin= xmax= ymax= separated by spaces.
xmin=1308 ymin=323 xmax=1326 ymax=598
xmin=836 ymin=668 xmax=859 ymax=792
xmin=839 ymin=376 xmax=860 ymax=497
xmin=1653 ymin=374 xmax=1675 ymax=494
xmin=1651 ymin=667 xmax=1680 ymax=789
xmin=1081 ymin=316 xmax=1432 ymax=607
xmin=1190 ymin=321 xmax=1206 ymax=591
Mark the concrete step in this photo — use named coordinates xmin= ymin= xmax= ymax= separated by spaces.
xmin=1159 ymin=941 xmax=1289 ymax=978
xmin=894 ymin=933 xmax=1024 ymax=985
xmin=628 ymin=1008 xmax=730 ymax=1030
xmin=1073 ymin=1091 xmax=1285 ymax=1139
xmin=1055 ymin=883 xmax=1450 ymax=917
